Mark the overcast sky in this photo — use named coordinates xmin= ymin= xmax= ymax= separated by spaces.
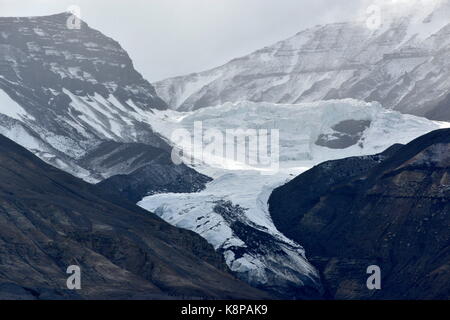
xmin=1 ymin=0 xmax=378 ymax=82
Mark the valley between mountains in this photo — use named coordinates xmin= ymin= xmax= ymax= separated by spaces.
xmin=0 ymin=2 xmax=449 ymax=299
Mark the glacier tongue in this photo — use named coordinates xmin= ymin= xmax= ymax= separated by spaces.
xmin=139 ymin=166 xmax=321 ymax=298
xmin=139 ymin=99 xmax=450 ymax=298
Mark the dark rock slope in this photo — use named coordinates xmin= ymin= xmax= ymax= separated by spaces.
xmin=0 ymin=134 xmax=267 ymax=300
xmin=94 ymin=141 xmax=212 ymax=202
xmin=269 ymin=129 xmax=450 ymax=299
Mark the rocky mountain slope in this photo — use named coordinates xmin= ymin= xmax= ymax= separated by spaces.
xmin=0 ymin=13 xmax=205 ymax=190
xmin=0 ymin=133 xmax=267 ymax=299
xmin=155 ymin=0 xmax=450 ymax=120
xmin=269 ymin=128 xmax=450 ymax=299
xmin=96 ymin=141 xmax=212 ymax=202
xmin=2 ymin=10 xmax=449 ymax=300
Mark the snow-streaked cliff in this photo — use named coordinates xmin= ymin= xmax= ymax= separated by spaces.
xmin=0 ymin=13 xmax=168 ymax=181
xmin=155 ymin=0 xmax=450 ymax=120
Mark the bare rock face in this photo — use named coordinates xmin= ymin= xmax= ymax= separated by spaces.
xmin=94 ymin=141 xmax=212 ymax=202
xmin=0 ymin=13 xmax=177 ymax=181
xmin=155 ymin=1 xmax=450 ymax=121
xmin=0 ymin=134 xmax=268 ymax=300
xmin=0 ymin=13 xmax=166 ymax=115
xmin=0 ymin=13 xmax=212 ymax=200
xmin=269 ymin=129 xmax=450 ymax=299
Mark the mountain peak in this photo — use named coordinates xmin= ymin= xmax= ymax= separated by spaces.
xmin=154 ymin=0 xmax=450 ymax=120
xmin=0 ymin=11 xmax=167 ymax=180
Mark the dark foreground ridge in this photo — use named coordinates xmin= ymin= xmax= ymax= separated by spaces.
xmin=269 ymin=128 xmax=450 ymax=299
xmin=0 ymin=133 xmax=268 ymax=300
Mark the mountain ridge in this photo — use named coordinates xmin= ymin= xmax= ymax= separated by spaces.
xmin=154 ymin=0 xmax=450 ymax=120
xmin=268 ymin=128 xmax=450 ymax=299
xmin=0 ymin=12 xmax=170 ymax=181
xmin=0 ymin=132 xmax=268 ymax=299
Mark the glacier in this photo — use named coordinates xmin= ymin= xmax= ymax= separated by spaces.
xmin=139 ymin=99 xmax=450 ymax=297
xmin=1 ymin=11 xmax=450 ymax=298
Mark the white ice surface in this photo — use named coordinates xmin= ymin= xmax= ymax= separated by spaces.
xmin=139 ymin=99 xmax=450 ymax=288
